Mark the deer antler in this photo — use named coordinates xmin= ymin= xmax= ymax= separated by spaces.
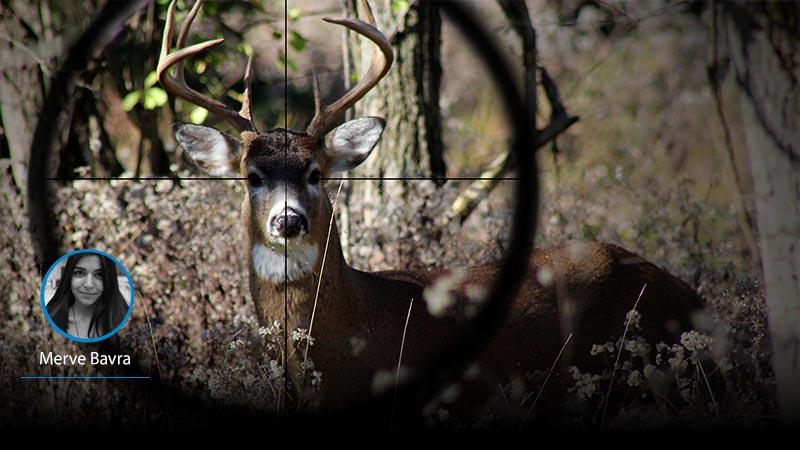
xmin=305 ymin=0 xmax=394 ymax=139
xmin=158 ymin=0 xmax=256 ymax=133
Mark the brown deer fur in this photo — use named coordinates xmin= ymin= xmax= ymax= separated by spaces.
xmin=232 ymin=130 xmax=703 ymax=410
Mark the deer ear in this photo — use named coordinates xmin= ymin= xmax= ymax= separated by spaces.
xmin=323 ymin=117 xmax=385 ymax=172
xmin=174 ymin=123 xmax=240 ymax=177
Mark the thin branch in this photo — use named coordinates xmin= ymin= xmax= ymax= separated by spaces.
xmin=303 ymin=180 xmax=345 ymax=363
xmin=448 ymin=1 xmax=576 ymax=224
xmin=447 ymin=122 xmax=578 ymax=225
xmin=540 ymin=67 xmax=565 ymax=117
xmin=601 ymin=283 xmax=647 ymax=426
xmin=518 ymin=332 xmax=573 ymax=428
xmin=390 ymin=297 xmax=415 ymax=431
xmin=698 ymin=356 xmax=721 ymax=417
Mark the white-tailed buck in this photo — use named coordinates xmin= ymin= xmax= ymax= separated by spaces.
xmin=159 ymin=0 xmax=702 ymax=413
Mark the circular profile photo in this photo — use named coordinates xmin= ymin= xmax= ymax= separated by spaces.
xmin=40 ymin=249 xmax=135 ymax=343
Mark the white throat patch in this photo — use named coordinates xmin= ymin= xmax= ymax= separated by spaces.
xmin=252 ymin=242 xmax=319 ymax=283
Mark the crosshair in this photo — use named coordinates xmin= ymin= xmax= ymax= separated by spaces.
xmin=26 ymin=0 xmax=538 ymax=427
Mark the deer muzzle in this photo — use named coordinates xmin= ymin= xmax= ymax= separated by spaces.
xmin=269 ymin=208 xmax=309 ymax=239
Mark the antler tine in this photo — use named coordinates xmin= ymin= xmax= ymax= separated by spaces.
xmin=360 ymin=0 xmax=378 ymax=26
xmin=240 ymin=54 xmax=254 ymax=123
xmin=158 ymin=0 xmax=256 ymax=133
xmin=305 ymin=0 xmax=393 ymax=138
xmin=172 ymin=0 xmax=203 ymax=87
xmin=311 ymin=66 xmax=322 ymax=117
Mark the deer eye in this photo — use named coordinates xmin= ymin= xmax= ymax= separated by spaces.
xmin=308 ymin=169 xmax=321 ymax=185
xmin=247 ymin=172 xmax=262 ymax=188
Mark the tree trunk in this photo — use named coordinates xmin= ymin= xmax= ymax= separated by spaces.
xmin=0 ymin=1 xmax=47 ymax=196
xmin=341 ymin=0 xmax=445 ymax=271
xmin=714 ymin=1 xmax=800 ymax=425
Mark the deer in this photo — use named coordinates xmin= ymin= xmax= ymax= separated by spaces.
xmin=158 ymin=0 xmax=703 ymax=417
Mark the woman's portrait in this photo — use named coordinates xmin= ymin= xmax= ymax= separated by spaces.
xmin=42 ymin=250 xmax=134 ymax=341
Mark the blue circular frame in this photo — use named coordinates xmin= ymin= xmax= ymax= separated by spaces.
xmin=39 ymin=249 xmax=135 ymax=343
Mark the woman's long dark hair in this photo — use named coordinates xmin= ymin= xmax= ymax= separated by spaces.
xmin=46 ymin=253 xmax=128 ymax=338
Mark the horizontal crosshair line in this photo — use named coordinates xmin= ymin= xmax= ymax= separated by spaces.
xmin=43 ymin=176 xmax=521 ymax=181
xmin=20 ymin=376 xmax=151 ymax=380
xmin=326 ymin=177 xmax=520 ymax=181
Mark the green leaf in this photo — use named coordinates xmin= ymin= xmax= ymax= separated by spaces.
xmin=277 ymin=52 xmax=297 ymax=71
xmin=121 ymin=90 xmax=141 ymax=111
xmin=289 ymin=31 xmax=307 ymax=52
xmin=144 ymin=71 xmax=159 ymax=89
xmin=272 ymin=31 xmax=283 ymax=40
xmin=189 ymin=106 xmax=209 ymax=124
xmin=583 ymin=223 xmax=600 ymax=240
xmin=391 ymin=0 xmax=409 ymax=13
xmin=250 ymin=0 xmax=268 ymax=15
xmin=143 ymin=87 xmax=168 ymax=110
xmin=227 ymin=89 xmax=244 ymax=103
xmin=239 ymin=42 xmax=254 ymax=57
xmin=288 ymin=6 xmax=301 ymax=21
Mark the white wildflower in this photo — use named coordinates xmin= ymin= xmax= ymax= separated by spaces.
xmin=229 ymin=339 xmax=245 ymax=350
xmin=291 ymin=328 xmax=315 ymax=346
xmin=626 ymin=370 xmax=643 ymax=387
xmin=591 ymin=341 xmax=615 ymax=356
xmin=680 ymin=330 xmax=713 ymax=353
xmin=268 ymin=359 xmax=283 ymax=380
xmin=311 ymin=371 xmax=323 ymax=387
xmin=569 ymin=366 xmax=602 ymax=402
xmin=624 ymin=337 xmax=651 ymax=358
xmin=668 ymin=345 xmax=688 ymax=373
xmin=624 ymin=309 xmax=641 ymax=330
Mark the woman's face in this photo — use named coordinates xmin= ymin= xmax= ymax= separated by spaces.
xmin=70 ymin=255 xmax=104 ymax=307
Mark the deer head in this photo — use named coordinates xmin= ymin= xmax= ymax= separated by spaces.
xmin=158 ymin=0 xmax=393 ymax=283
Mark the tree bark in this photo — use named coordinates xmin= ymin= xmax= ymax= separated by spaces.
xmin=341 ymin=0 xmax=445 ymax=271
xmin=714 ymin=1 xmax=800 ymax=425
xmin=0 ymin=1 xmax=47 ymax=196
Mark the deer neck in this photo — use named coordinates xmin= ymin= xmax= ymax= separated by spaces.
xmin=244 ymin=193 xmax=350 ymax=332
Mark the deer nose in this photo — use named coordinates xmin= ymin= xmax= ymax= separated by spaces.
xmin=271 ymin=210 xmax=308 ymax=238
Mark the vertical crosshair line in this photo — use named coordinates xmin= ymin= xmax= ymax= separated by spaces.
xmin=282 ymin=0 xmax=289 ymax=417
